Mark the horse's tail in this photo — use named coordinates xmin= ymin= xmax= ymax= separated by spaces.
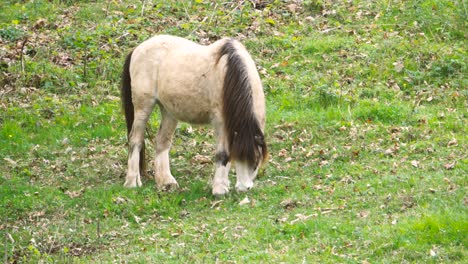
xmin=121 ymin=50 xmax=146 ymax=175
xmin=217 ymin=40 xmax=267 ymax=167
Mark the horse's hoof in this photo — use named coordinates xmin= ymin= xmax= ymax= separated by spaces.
xmin=124 ymin=177 xmax=142 ymax=188
xmin=156 ymin=175 xmax=178 ymax=191
xmin=124 ymin=180 xmax=137 ymax=188
xmin=213 ymin=192 xmax=228 ymax=199
xmin=159 ymin=182 xmax=179 ymax=192
xmin=212 ymin=184 xmax=229 ymax=197
xmin=235 ymin=181 xmax=253 ymax=192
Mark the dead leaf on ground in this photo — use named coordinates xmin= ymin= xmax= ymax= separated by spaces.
xmin=393 ymin=61 xmax=404 ymax=72
xmin=447 ymin=138 xmax=458 ymax=147
xmin=280 ymin=198 xmax=298 ymax=210
xmin=410 ymin=160 xmax=419 ymax=168
xmin=278 ymin=149 xmax=288 ymax=157
xmin=287 ymin=4 xmax=298 ymax=13
xmin=113 ymin=196 xmax=127 ymax=204
xmin=33 ymin=18 xmax=48 ymax=29
xmin=134 ymin=215 xmax=141 ymax=224
xmin=384 ymin=147 xmax=396 ymax=155
xmin=65 ymin=190 xmax=83 ymax=199
xmin=319 ymin=160 xmax=329 ymax=166
xmin=28 ymin=211 xmax=45 ymax=221
xmin=3 ymin=157 xmax=18 ymax=166
xmin=444 ymin=161 xmax=456 ymax=170
xmin=191 ymin=154 xmax=211 ymax=164
xmin=430 ymin=246 xmax=438 ymax=257
xmin=239 ymin=196 xmax=250 ymax=206
xmin=358 ymin=210 xmax=370 ymax=218
xmin=171 ymin=230 xmax=183 ymax=237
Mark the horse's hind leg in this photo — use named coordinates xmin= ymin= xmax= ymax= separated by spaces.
xmin=124 ymin=106 xmax=154 ymax=187
xmin=212 ymin=122 xmax=231 ymax=196
xmin=154 ymin=108 xmax=179 ymax=190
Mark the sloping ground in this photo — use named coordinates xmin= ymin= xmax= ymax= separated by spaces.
xmin=0 ymin=1 xmax=466 ymax=262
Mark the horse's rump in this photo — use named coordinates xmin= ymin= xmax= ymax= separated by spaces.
xmin=121 ymin=50 xmax=145 ymax=175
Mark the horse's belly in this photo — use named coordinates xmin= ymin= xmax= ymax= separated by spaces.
xmin=158 ymin=88 xmax=216 ymax=124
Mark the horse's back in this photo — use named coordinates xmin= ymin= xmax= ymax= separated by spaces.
xmin=130 ymin=35 xmax=226 ymax=124
xmin=130 ymin=35 xmax=204 ymax=82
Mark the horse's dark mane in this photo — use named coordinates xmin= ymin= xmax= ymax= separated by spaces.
xmin=217 ymin=40 xmax=267 ymax=167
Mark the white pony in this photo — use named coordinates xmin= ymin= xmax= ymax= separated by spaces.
xmin=121 ymin=35 xmax=267 ymax=196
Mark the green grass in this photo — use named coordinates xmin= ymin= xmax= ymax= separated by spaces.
xmin=1 ymin=0 xmax=467 ymax=262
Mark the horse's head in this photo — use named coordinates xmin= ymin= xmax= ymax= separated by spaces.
xmin=218 ymin=39 xmax=267 ymax=193
xmin=235 ymin=134 xmax=268 ymax=192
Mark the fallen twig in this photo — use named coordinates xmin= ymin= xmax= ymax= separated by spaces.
xmin=290 ymin=213 xmax=317 ymax=224
xmin=20 ymin=37 xmax=28 ymax=73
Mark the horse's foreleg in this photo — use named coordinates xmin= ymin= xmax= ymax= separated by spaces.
xmin=124 ymin=112 xmax=151 ymax=187
xmin=213 ymin=155 xmax=231 ymax=196
xmin=154 ymin=110 xmax=178 ymax=190
xmin=212 ymin=124 xmax=231 ymax=196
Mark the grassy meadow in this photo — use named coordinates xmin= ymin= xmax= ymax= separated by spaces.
xmin=0 ymin=0 xmax=466 ymax=262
